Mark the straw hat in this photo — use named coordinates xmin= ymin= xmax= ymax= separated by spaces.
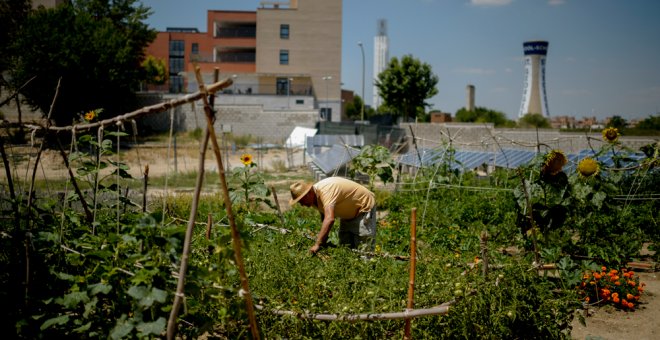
xmin=289 ymin=180 xmax=313 ymax=206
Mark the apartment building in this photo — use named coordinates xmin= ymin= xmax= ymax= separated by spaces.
xmin=145 ymin=0 xmax=343 ymax=122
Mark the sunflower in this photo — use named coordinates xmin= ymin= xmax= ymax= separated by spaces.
xmin=84 ymin=110 xmax=96 ymax=122
xmin=602 ymin=127 xmax=620 ymax=143
xmin=577 ymin=157 xmax=599 ymax=178
xmin=240 ymin=153 xmax=253 ymax=166
xmin=542 ymin=149 xmax=567 ymax=176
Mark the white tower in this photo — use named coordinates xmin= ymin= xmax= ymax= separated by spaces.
xmin=373 ymin=19 xmax=389 ymax=109
xmin=519 ymin=41 xmax=550 ymax=118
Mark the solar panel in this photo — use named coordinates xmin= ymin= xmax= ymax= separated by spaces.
xmin=310 ymin=144 xmax=361 ymax=174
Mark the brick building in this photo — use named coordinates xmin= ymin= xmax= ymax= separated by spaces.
xmin=145 ymin=0 xmax=343 ymax=122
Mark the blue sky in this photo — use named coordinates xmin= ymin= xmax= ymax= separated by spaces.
xmin=139 ymin=0 xmax=660 ymax=121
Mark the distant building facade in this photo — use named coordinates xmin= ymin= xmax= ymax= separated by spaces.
xmin=519 ymin=40 xmax=550 ymax=119
xmin=430 ymin=111 xmax=452 ymax=123
xmin=145 ymin=0 xmax=343 ymax=122
xmin=372 ymin=19 xmax=389 ymax=109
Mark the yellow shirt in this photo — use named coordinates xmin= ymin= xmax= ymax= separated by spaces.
xmin=313 ymin=177 xmax=375 ymax=220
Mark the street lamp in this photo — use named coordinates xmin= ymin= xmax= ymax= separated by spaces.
xmin=232 ymin=74 xmax=237 ymax=104
xmin=322 ymin=76 xmax=332 ymax=121
xmin=357 ymin=41 xmax=365 ymax=122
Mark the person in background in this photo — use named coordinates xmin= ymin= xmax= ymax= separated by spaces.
xmin=289 ymin=177 xmax=377 ymax=254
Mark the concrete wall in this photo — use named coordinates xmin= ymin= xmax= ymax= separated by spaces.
xmin=402 ymin=122 xmax=657 ymax=154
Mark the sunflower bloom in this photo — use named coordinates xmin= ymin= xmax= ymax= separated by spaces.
xmin=240 ymin=153 xmax=253 ymax=166
xmin=84 ymin=110 xmax=96 ymax=122
xmin=542 ymin=150 xmax=567 ymax=176
xmin=577 ymin=158 xmax=599 ymax=178
xmin=602 ymin=127 xmax=620 ymax=143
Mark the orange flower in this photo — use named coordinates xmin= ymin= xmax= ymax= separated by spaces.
xmin=585 ymin=297 xmax=590 ymax=303
xmin=612 ymin=293 xmax=619 ymax=299
xmin=593 ymin=272 xmax=601 ymax=280
xmin=627 ymin=293 xmax=634 ymax=300
xmin=84 ymin=110 xmax=96 ymax=122
xmin=629 ymin=281 xmax=636 ymax=287
xmin=601 ymin=266 xmax=607 ymax=271
xmin=613 ymin=297 xmax=620 ymax=303
xmin=628 ymin=302 xmax=634 ymax=309
xmin=240 ymin=153 xmax=253 ymax=166
xmin=614 ymin=281 xmax=621 ymax=286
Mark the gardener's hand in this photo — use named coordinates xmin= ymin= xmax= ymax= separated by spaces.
xmin=309 ymin=244 xmax=321 ymax=255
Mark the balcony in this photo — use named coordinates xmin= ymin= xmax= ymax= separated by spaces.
xmin=216 ymin=26 xmax=256 ymax=38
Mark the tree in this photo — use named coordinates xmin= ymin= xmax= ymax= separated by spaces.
xmin=7 ymin=0 xmax=156 ymax=126
xmin=637 ymin=114 xmax=660 ymax=130
xmin=455 ymin=106 xmax=514 ymax=127
xmin=375 ymin=55 xmax=438 ymax=121
xmin=518 ymin=113 xmax=550 ymax=128
xmin=607 ymin=115 xmax=627 ymax=129
xmin=141 ymin=55 xmax=168 ymax=86
xmin=0 ymin=0 xmax=31 ymax=86
xmin=344 ymin=94 xmax=375 ymax=121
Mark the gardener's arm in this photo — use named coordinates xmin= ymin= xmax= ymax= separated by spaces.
xmin=309 ymin=204 xmax=335 ymax=254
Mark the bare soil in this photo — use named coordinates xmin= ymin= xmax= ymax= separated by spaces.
xmin=570 ymin=270 xmax=659 ymax=340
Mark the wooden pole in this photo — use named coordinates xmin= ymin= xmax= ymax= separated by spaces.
xmin=166 ymin=76 xmax=233 ymax=339
xmin=480 ymin=231 xmax=489 ymax=278
xmin=192 ymin=66 xmax=260 ymax=339
xmin=142 ymin=165 xmax=149 ymax=213
xmin=271 ymin=185 xmax=285 ymax=226
xmin=404 ymin=207 xmax=417 ymax=340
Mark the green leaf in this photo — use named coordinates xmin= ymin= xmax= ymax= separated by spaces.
xmin=40 ymin=315 xmax=70 ymax=330
xmin=59 ymin=291 xmax=90 ymax=308
xmin=106 ymin=131 xmax=129 ymax=137
xmin=136 ymin=317 xmax=166 ymax=336
xmin=591 ymin=191 xmax=607 ymax=209
xmin=127 ymin=285 xmax=149 ymax=300
xmin=110 ymin=316 xmax=134 ymax=340
xmin=89 ymin=282 xmax=112 ymax=295
xmin=138 ymin=287 xmax=168 ymax=308
xmin=73 ymin=322 xmax=92 ymax=333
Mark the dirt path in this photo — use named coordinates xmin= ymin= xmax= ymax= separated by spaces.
xmin=571 ymin=270 xmax=659 ymax=339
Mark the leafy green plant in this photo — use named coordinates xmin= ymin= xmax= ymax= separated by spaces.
xmin=228 ymin=153 xmax=273 ymax=210
xmin=350 ymin=144 xmax=395 ymax=189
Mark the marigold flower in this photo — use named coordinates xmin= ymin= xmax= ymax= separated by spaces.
xmin=612 ymin=293 xmax=619 ymax=299
xmin=584 ymin=297 xmax=590 ymax=303
xmin=542 ymin=150 xmax=567 ymax=176
xmin=628 ymin=302 xmax=634 ymax=309
xmin=613 ymin=297 xmax=620 ymax=303
xmin=593 ymin=272 xmax=601 ymax=280
xmin=629 ymin=281 xmax=636 ymax=286
xmin=602 ymin=127 xmax=620 ymax=143
xmin=577 ymin=158 xmax=599 ymax=178
xmin=614 ymin=281 xmax=621 ymax=286
xmin=240 ymin=153 xmax=253 ymax=166
xmin=601 ymin=266 xmax=607 ymax=271
xmin=626 ymin=293 xmax=634 ymax=300
xmin=84 ymin=110 xmax=96 ymax=122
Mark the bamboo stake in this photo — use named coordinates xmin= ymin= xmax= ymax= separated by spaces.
xmin=55 ymin=136 xmax=93 ymax=223
xmin=167 ymin=77 xmax=232 ymax=339
xmin=0 ymin=137 xmax=17 ymax=215
xmin=142 ymin=165 xmax=149 ymax=213
xmin=254 ymin=301 xmax=452 ymax=321
xmin=27 ymin=79 xmax=232 ymax=133
xmin=480 ymin=231 xmax=489 ymax=278
xmin=404 ymin=207 xmax=417 ymax=340
xmin=271 ymin=185 xmax=285 ymax=226
xmin=516 ymin=169 xmax=541 ymax=265
xmin=193 ymin=67 xmax=260 ymax=340
xmin=167 ymin=126 xmax=211 ymax=340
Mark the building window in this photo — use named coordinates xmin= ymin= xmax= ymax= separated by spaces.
xmin=280 ymin=24 xmax=289 ymax=39
xmin=191 ymin=43 xmax=199 ymax=54
xmin=279 ymin=50 xmax=289 ymax=65
xmin=169 ymin=40 xmax=184 ymax=57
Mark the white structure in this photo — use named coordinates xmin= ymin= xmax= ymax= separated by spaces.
xmin=373 ymin=19 xmax=389 ymax=109
xmin=519 ymin=41 xmax=550 ymax=118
